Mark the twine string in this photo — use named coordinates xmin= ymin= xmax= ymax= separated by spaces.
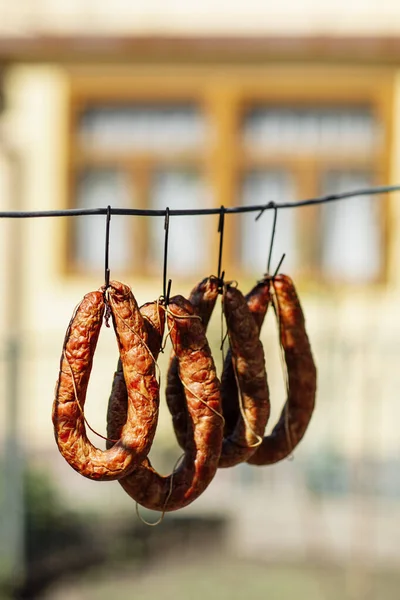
xmin=135 ymin=453 xmax=185 ymax=526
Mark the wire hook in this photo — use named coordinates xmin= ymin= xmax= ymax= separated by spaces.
xmin=273 ymin=253 xmax=286 ymax=277
xmin=256 ymin=201 xmax=285 ymax=278
xmin=255 ymin=200 xmax=275 ymax=222
xmin=162 ymin=207 xmax=172 ymax=305
xmin=267 ymin=205 xmax=278 ymax=274
xmin=217 ymin=205 xmax=225 ymax=288
xmin=104 ymin=205 xmax=111 ymax=290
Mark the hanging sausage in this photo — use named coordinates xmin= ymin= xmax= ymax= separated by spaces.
xmin=52 ymin=281 xmax=160 ymax=481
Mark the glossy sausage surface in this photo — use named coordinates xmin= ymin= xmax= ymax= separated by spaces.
xmin=53 ymin=281 xmax=159 ymax=481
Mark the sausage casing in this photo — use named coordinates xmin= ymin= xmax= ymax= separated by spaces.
xmin=218 ymin=284 xmax=270 ymax=468
xmin=109 ymin=295 xmax=224 ymax=512
xmin=52 ymin=281 xmax=159 ymax=481
xmin=247 ymin=275 xmax=317 ymax=465
xmin=106 ymin=300 xmax=165 ymax=451
xmin=221 ymin=280 xmax=271 ymax=435
xmin=165 ymin=278 xmax=270 ymax=468
xmin=222 ymin=275 xmax=317 ymax=465
xmin=165 ymin=277 xmax=220 ymax=449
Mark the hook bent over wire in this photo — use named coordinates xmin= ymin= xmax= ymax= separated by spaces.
xmin=104 ymin=205 xmax=111 ymax=291
xmin=217 ymin=205 xmax=225 ymax=288
xmin=162 ymin=207 xmax=172 ymax=306
xmin=267 ymin=206 xmax=278 ymax=275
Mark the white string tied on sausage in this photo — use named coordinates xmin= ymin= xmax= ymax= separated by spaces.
xmin=107 ymin=291 xmax=163 ymax=387
xmin=135 ymin=452 xmax=185 ymax=527
xmin=63 ymin=348 xmax=119 ymax=444
xmin=59 ymin=295 xmax=122 ymax=445
xmin=161 ymin=303 xmax=226 ymax=426
xmin=135 ymin=300 xmax=225 ymax=526
xmin=62 ymin=289 xmax=163 ymax=446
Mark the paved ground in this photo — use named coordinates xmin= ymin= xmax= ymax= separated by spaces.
xmin=43 ymin=555 xmax=400 ymax=600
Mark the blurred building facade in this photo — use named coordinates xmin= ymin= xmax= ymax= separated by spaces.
xmin=2 ymin=0 xmax=400 ymax=574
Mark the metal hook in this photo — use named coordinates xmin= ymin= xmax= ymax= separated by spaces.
xmin=267 ymin=205 xmax=278 ymax=274
xmin=273 ymin=253 xmax=286 ymax=278
xmin=162 ymin=207 xmax=172 ymax=305
xmin=255 ymin=200 xmax=275 ymax=222
xmin=217 ymin=205 xmax=225 ymax=287
xmin=104 ymin=205 xmax=111 ymax=290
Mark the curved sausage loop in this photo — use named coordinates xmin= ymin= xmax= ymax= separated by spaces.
xmin=109 ymin=295 xmax=224 ymax=513
xmin=222 ymin=274 xmax=317 ymax=465
xmin=247 ymin=274 xmax=317 ymax=465
xmin=165 ymin=277 xmax=270 ymax=468
xmin=165 ymin=276 xmax=221 ymax=449
xmin=106 ymin=300 xmax=165 ymax=451
xmin=220 ymin=279 xmax=271 ymax=435
xmin=52 ymin=280 xmax=160 ymax=481
xmin=218 ymin=284 xmax=270 ymax=467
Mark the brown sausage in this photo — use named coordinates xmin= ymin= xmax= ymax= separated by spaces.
xmin=218 ymin=285 xmax=270 ymax=468
xmin=234 ymin=275 xmax=317 ymax=465
xmin=166 ymin=277 xmax=220 ymax=449
xmin=221 ymin=280 xmax=271 ymax=435
xmin=109 ymin=295 xmax=224 ymax=512
xmin=165 ymin=279 xmax=270 ymax=468
xmin=106 ymin=300 xmax=165 ymax=451
xmin=52 ymin=281 xmax=159 ymax=481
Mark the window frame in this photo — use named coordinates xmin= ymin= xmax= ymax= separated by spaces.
xmin=64 ymin=65 xmax=394 ymax=287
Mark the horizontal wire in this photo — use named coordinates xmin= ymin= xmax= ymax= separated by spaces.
xmin=0 ymin=184 xmax=399 ymax=219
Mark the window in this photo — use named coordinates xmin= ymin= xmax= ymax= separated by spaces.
xmin=239 ymin=171 xmax=297 ymax=274
xmin=66 ymin=69 xmax=392 ymax=284
xmin=69 ymin=100 xmax=213 ymax=278
xmin=79 ymin=105 xmax=206 ymax=153
xmin=239 ymin=103 xmax=386 ymax=282
xmin=242 ymin=106 xmax=381 ymax=155
xmin=320 ymin=172 xmax=382 ymax=282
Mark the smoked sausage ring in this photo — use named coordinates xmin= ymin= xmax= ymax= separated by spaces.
xmin=106 ymin=300 xmax=165 ymax=451
xmin=52 ymin=281 xmax=159 ymax=481
xmin=107 ymin=295 xmax=224 ymax=512
xmin=222 ymin=274 xmax=317 ymax=465
xmin=165 ymin=277 xmax=270 ymax=468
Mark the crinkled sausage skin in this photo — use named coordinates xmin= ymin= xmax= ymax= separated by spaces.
xmin=218 ymin=285 xmax=270 ymax=468
xmin=222 ymin=275 xmax=316 ymax=464
xmin=222 ymin=275 xmax=317 ymax=466
xmin=108 ymin=295 xmax=224 ymax=512
xmin=52 ymin=281 xmax=159 ymax=481
xmin=221 ymin=280 xmax=271 ymax=435
xmin=245 ymin=275 xmax=317 ymax=465
xmin=106 ymin=301 xmax=165 ymax=451
xmin=165 ymin=279 xmax=270 ymax=468
xmin=166 ymin=277 xmax=220 ymax=450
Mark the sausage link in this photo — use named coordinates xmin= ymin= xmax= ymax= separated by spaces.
xmin=221 ymin=280 xmax=271 ymax=435
xmin=218 ymin=285 xmax=270 ymax=467
xmin=165 ymin=278 xmax=270 ymax=468
xmin=52 ymin=281 xmax=159 ymax=481
xmin=247 ymin=275 xmax=317 ymax=465
xmin=106 ymin=301 xmax=165 ymax=450
xmin=110 ymin=295 xmax=224 ymax=512
xmin=166 ymin=277 xmax=220 ymax=449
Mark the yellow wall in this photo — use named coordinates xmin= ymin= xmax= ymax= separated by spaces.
xmin=2 ymin=1 xmax=400 ymax=36
xmin=2 ymin=62 xmax=400 ymax=466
